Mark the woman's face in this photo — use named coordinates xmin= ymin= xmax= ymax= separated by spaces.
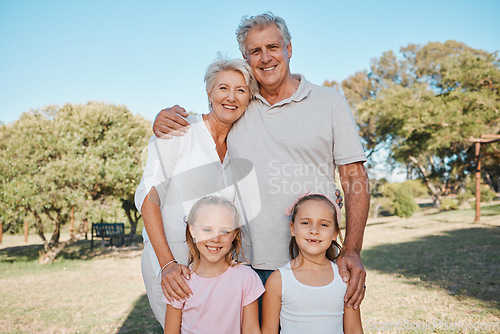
xmin=208 ymin=70 xmax=251 ymax=125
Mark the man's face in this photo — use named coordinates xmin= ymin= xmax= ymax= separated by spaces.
xmin=244 ymin=24 xmax=292 ymax=92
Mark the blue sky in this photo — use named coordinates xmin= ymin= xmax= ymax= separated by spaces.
xmin=1 ymin=0 xmax=499 ymax=126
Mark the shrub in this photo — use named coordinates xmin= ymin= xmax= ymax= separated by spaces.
xmin=462 ymin=184 xmax=497 ymax=206
xmin=402 ymin=180 xmax=428 ymax=198
xmin=457 ymin=189 xmax=473 ymax=205
xmin=439 ymin=198 xmax=458 ymax=211
xmin=381 ymin=180 xmax=428 ymax=200
xmin=481 ymin=185 xmax=497 ymax=203
xmin=393 ymin=187 xmax=418 ymax=218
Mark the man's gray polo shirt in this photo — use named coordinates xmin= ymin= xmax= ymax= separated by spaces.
xmin=228 ymin=74 xmax=366 ymax=270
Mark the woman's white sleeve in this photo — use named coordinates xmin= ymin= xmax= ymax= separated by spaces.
xmin=134 ymin=135 xmax=181 ymax=213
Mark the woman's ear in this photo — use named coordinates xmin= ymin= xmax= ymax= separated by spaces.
xmin=207 ymin=90 xmax=213 ymax=109
xmin=290 ymin=221 xmax=295 ymax=236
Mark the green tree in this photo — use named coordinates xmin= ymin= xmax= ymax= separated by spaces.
xmin=334 ymin=41 xmax=500 ymax=206
xmin=0 ymin=102 xmax=150 ymax=263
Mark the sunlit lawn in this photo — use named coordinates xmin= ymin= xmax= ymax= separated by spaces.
xmin=0 ymin=236 xmax=162 ymax=334
xmin=0 ymin=204 xmax=499 ymax=333
xmin=361 ymin=204 xmax=499 ymax=333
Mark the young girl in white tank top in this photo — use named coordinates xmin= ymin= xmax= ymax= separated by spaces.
xmin=261 ymin=194 xmax=363 ymax=334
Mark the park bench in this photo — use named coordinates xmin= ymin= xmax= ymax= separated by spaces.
xmin=91 ymin=223 xmax=125 ymax=249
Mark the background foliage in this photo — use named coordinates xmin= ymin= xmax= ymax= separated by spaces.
xmin=326 ymin=40 xmax=500 ymax=208
xmin=0 ymin=102 xmax=150 ymax=262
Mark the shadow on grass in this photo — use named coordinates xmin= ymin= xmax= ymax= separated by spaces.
xmin=117 ymin=293 xmax=163 ymax=334
xmin=0 ymin=243 xmax=45 ymax=263
xmin=363 ymin=226 xmax=500 ymax=308
xmin=0 ymin=235 xmax=144 ymax=264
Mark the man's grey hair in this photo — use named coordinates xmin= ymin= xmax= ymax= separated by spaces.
xmin=204 ymin=55 xmax=259 ymax=106
xmin=236 ymin=12 xmax=292 ymax=57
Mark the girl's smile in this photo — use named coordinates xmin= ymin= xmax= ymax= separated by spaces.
xmin=205 ymin=245 xmax=223 ymax=253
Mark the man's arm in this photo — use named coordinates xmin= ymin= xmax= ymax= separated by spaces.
xmin=337 ymin=162 xmax=369 ymax=310
xmin=153 ymin=105 xmax=191 ymax=138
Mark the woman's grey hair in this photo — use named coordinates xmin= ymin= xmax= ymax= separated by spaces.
xmin=204 ymin=55 xmax=259 ymax=107
xmin=236 ymin=12 xmax=291 ymax=57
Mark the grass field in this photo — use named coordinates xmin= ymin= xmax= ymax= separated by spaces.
xmin=1 ymin=204 xmax=499 ymax=333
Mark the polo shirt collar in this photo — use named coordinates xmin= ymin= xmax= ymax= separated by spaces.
xmin=255 ymin=74 xmax=311 ymax=108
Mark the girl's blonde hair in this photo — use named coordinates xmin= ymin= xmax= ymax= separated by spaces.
xmin=289 ymin=194 xmax=343 ymax=264
xmin=185 ymin=196 xmax=244 ymax=271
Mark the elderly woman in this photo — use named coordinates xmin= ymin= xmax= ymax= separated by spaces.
xmin=135 ymin=56 xmax=259 ymax=327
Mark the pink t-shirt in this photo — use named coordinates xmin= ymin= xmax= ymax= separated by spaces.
xmin=166 ymin=264 xmax=265 ymax=333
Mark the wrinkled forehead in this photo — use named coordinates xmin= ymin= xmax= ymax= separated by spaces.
xmin=214 ymin=70 xmax=246 ymax=85
xmin=245 ymin=23 xmax=285 ymax=46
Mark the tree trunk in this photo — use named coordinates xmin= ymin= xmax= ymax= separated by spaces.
xmin=409 ymin=156 xmax=441 ymax=207
xmin=36 ymin=209 xmax=72 ymax=264
xmin=45 ymin=209 xmax=62 ymax=249
xmin=38 ymin=220 xmax=87 ymax=264
xmin=38 ymin=233 xmax=83 ymax=264
xmin=32 ymin=210 xmax=49 ymax=252
xmin=122 ymin=199 xmax=139 ymax=246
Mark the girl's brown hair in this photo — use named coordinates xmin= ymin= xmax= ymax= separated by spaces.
xmin=289 ymin=194 xmax=343 ymax=263
xmin=185 ymin=196 xmax=244 ymax=271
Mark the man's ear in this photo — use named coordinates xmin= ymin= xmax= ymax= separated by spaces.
xmin=287 ymin=42 xmax=292 ymax=59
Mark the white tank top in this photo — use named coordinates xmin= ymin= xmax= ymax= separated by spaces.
xmin=278 ymin=261 xmax=346 ymax=334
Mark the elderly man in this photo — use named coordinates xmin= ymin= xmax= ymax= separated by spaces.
xmin=152 ymin=12 xmax=369 ymax=310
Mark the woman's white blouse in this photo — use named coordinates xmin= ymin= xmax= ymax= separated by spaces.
xmin=134 ymin=114 xmax=259 ymax=277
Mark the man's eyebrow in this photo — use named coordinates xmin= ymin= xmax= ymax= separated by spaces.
xmin=248 ymin=46 xmax=261 ymax=53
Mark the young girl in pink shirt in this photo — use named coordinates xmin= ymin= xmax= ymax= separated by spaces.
xmin=164 ymin=196 xmax=264 ymax=334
